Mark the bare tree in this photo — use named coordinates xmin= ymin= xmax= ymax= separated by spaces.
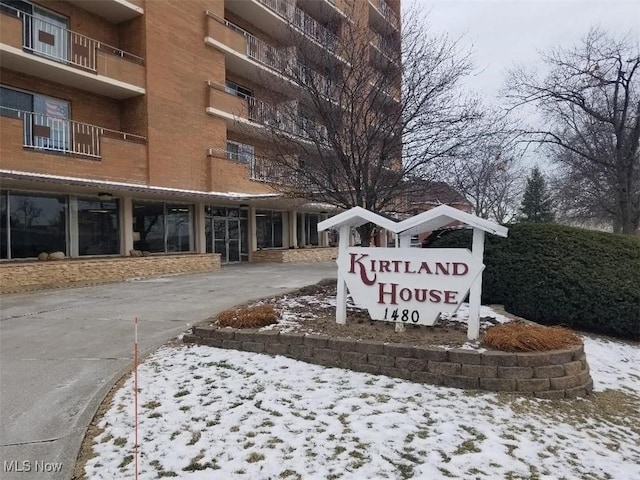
xmin=506 ymin=28 xmax=640 ymax=234
xmin=13 ymin=198 xmax=42 ymax=228
xmin=249 ymin=4 xmax=482 ymax=244
xmin=437 ymin=135 xmax=524 ymax=223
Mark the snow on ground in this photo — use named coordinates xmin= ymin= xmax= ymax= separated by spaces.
xmin=85 ymin=333 xmax=640 ymax=480
xmin=259 ymin=292 xmax=511 ymax=337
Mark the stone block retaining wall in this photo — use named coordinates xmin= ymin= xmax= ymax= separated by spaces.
xmin=185 ymin=326 xmax=593 ymax=399
xmin=252 ymin=247 xmax=338 ymax=263
xmin=0 ymin=254 xmax=221 ymax=293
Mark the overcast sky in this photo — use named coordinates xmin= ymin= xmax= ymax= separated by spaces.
xmin=409 ymin=0 xmax=640 ymax=103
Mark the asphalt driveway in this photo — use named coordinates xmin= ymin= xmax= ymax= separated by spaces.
xmin=0 ymin=262 xmax=337 ymax=479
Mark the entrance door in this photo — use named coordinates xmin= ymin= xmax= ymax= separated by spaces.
xmin=212 ymin=218 xmax=241 ymax=263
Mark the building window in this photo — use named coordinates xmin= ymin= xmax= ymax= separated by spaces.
xmin=0 ymin=86 xmax=33 ymax=118
xmin=225 ymin=80 xmax=253 ymax=99
xmin=132 ymin=201 xmax=193 ymax=253
xmin=8 ymin=191 xmax=67 ymax=259
xmin=77 ymin=197 xmax=119 ymax=256
xmin=0 ymin=190 xmax=124 ymax=260
xmin=0 ymin=191 xmax=8 ymax=259
xmin=297 ymin=213 xmax=319 ymax=246
xmin=166 ymin=204 xmax=193 ymax=253
xmin=1 ymin=86 xmax=70 ymax=151
xmin=256 ymin=210 xmax=283 ymax=249
xmin=226 ymin=140 xmax=254 ymax=163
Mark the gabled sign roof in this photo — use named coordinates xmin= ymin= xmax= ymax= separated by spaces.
xmin=397 ymin=205 xmax=508 ymax=237
xmin=317 ymin=206 xmax=399 ymax=232
xmin=317 ymin=205 xmax=508 ymax=237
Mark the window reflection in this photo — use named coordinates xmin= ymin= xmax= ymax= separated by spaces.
xmin=132 ymin=201 xmax=193 ymax=253
xmin=77 ymin=198 xmax=119 ymax=255
xmin=256 ymin=210 xmax=283 ymax=249
xmin=9 ymin=192 xmax=66 ymax=258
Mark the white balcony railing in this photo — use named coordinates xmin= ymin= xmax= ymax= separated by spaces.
xmin=1 ymin=2 xmax=144 ymax=72
xmin=3 ymin=107 xmax=145 ymax=158
xmin=371 ymin=31 xmax=398 ymax=60
xmin=253 ymin=0 xmax=338 ymax=51
xmin=373 ymin=0 xmax=399 ymax=29
xmin=222 ymin=17 xmax=333 ymax=97
xmin=206 ymin=146 xmax=289 ymax=184
xmin=238 ymin=96 xmax=328 ymax=142
xmin=249 ymin=155 xmax=290 ymax=184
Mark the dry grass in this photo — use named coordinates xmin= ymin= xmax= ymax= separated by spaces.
xmin=484 ymin=322 xmax=583 ymax=352
xmin=216 ymin=305 xmax=279 ymax=329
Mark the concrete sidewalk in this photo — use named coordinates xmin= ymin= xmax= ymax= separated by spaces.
xmin=0 ymin=262 xmax=337 ymax=479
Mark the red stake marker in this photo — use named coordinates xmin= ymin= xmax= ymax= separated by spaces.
xmin=134 ymin=316 xmax=139 ymax=480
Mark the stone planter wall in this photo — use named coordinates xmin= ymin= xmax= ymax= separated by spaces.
xmin=252 ymin=247 xmax=338 ymax=263
xmin=184 ymin=326 xmax=593 ymax=399
xmin=1 ymin=254 xmax=221 ymax=293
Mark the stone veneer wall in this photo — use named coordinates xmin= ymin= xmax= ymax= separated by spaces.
xmin=0 ymin=254 xmax=221 ymax=293
xmin=185 ymin=326 xmax=593 ymax=399
xmin=252 ymin=247 xmax=338 ymax=263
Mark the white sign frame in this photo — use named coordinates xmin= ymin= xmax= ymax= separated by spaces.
xmin=318 ymin=206 xmax=508 ymax=340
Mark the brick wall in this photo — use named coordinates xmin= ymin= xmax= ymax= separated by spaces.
xmin=144 ymin=0 xmax=223 ymax=192
xmin=0 ymin=69 xmax=122 ymax=130
xmin=0 ymin=116 xmax=148 ymax=184
xmin=34 ymin=1 xmax=120 ymax=46
xmin=185 ymin=327 xmax=593 ymax=399
xmin=0 ymin=254 xmax=221 ymax=293
xmin=252 ymin=247 xmax=338 ymax=263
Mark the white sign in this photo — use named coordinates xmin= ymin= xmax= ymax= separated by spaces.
xmin=336 ymin=247 xmax=484 ymax=326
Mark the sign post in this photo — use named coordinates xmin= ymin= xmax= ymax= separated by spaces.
xmin=335 ymin=224 xmax=349 ymax=325
xmin=468 ymin=228 xmax=485 ymax=340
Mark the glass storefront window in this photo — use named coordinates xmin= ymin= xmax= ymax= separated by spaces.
xmin=133 ymin=201 xmax=193 ymax=253
xmin=133 ymin=201 xmax=165 ymax=253
xmin=9 ymin=192 xmax=66 ymax=258
xmin=0 ymin=192 xmax=7 ymax=259
xmin=306 ymin=214 xmax=319 ymax=246
xmin=256 ymin=210 xmax=283 ymax=249
xmin=77 ymin=198 xmax=120 ymax=256
xmin=166 ymin=205 xmax=193 ymax=252
xmin=296 ymin=213 xmax=320 ymax=246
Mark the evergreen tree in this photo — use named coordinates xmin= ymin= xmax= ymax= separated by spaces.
xmin=520 ymin=166 xmax=554 ymax=222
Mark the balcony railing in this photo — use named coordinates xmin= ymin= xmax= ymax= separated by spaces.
xmin=255 ymin=0 xmax=338 ymax=51
xmin=372 ymin=0 xmax=399 ymax=29
xmin=246 ymin=97 xmax=328 ymax=141
xmin=371 ymin=31 xmax=399 ymax=60
xmin=221 ymin=17 xmax=333 ymax=97
xmin=3 ymin=107 xmax=145 ymax=158
xmin=207 ymin=146 xmax=289 ymax=184
xmin=1 ymin=3 xmax=144 ymax=72
xmin=249 ymin=155 xmax=290 ymax=184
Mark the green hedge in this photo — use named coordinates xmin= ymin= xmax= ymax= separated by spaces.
xmin=426 ymin=223 xmax=640 ymax=340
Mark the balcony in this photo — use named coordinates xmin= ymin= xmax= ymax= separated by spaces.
xmin=0 ymin=108 xmax=148 ymax=183
xmin=225 ymin=0 xmax=338 ymax=56
xmin=296 ymin=0 xmax=347 ymax=24
xmin=369 ymin=31 xmax=400 ymax=68
xmin=205 ymin=13 xmax=334 ymax=99
xmin=64 ymin=0 xmax=143 ymax=23
xmin=0 ymin=5 xmax=145 ymax=99
xmin=206 ymin=82 xmax=328 ymax=143
xmin=1 ymin=107 xmax=145 ymax=159
xmin=249 ymin=155 xmax=290 ymax=184
xmin=368 ymin=0 xmax=399 ymax=32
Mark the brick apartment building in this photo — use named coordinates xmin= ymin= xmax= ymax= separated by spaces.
xmin=0 ymin=0 xmax=401 ymax=265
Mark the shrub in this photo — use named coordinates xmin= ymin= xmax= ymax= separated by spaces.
xmin=483 ymin=322 xmax=582 ymax=352
xmin=216 ymin=304 xmax=279 ymax=329
xmin=427 ymin=223 xmax=640 ymax=339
